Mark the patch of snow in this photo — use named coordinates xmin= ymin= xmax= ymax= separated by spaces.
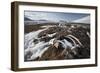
xmin=49 ymin=38 xmax=56 ymax=45
xmin=63 ymin=39 xmax=73 ymax=48
xmin=24 ymin=28 xmax=48 ymax=49
xmin=71 ymin=45 xmax=79 ymax=50
xmin=41 ymin=25 xmax=55 ymax=28
xmin=47 ymin=33 xmax=56 ymax=37
xmin=86 ymin=32 xmax=90 ymax=38
xmin=26 ymin=41 xmax=49 ymax=60
xmin=73 ymin=16 xmax=90 ymax=24
xmin=57 ymin=39 xmax=73 ymax=49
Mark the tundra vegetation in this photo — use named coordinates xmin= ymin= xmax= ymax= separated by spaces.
xmin=24 ymin=21 xmax=90 ymax=61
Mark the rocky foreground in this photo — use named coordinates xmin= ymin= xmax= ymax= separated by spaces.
xmin=24 ymin=24 xmax=90 ymax=61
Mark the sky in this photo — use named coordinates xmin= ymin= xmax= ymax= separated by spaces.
xmin=24 ymin=11 xmax=90 ymax=22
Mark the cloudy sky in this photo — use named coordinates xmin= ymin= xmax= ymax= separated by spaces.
xmin=24 ymin=11 xmax=90 ymax=22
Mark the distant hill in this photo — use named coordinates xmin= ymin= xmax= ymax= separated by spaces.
xmin=24 ymin=17 xmax=32 ymax=21
xmin=24 ymin=19 xmax=58 ymax=25
xmin=73 ymin=16 xmax=90 ymax=24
